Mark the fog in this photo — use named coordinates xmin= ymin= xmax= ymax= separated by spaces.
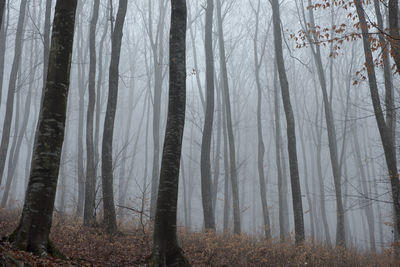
xmin=0 ymin=0 xmax=399 ymax=255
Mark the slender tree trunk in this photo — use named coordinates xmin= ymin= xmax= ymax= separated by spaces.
xmin=253 ymin=0 xmax=270 ymax=239
xmin=306 ymin=1 xmax=345 ymax=246
xmin=149 ymin=0 xmax=168 ymax=220
xmin=76 ymin=16 xmax=87 ymax=217
xmin=83 ymin=0 xmax=100 ymax=227
xmin=0 ymin=0 xmax=9 ymax=106
xmin=273 ymin=66 xmax=289 ymax=241
xmin=271 ymin=0 xmax=304 ymax=244
xmin=150 ymin=0 xmax=189 ymax=265
xmin=355 ymin=0 xmax=400 ymax=246
xmin=352 ymin=125 xmax=376 ymax=251
xmin=0 ymin=0 xmax=27 ymax=186
xmin=12 ymin=0 xmax=78 ymax=255
xmin=1 ymin=30 xmax=38 ymax=207
xmin=212 ymin=71 xmax=222 ymax=213
xmin=0 ymin=0 xmax=5 ymax=32
xmin=216 ymin=0 xmax=241 ymax=235
xmin=200 ymin=0 xmax=216 ymax=231
xmin=101 ymin=0 xmax=128 ymax=234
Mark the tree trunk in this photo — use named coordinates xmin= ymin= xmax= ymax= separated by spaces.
xmin=355 ymin=0 xmax=400 ymax=246
xmin=273 ymin=66 xmax=289 ymax=241
xmin=42 ymin=0 xmax=52 ymax=90
xmin=389 ymin=0 xmax=400 ymax=73
xmin=200 ymin=0 xmax=216 ymax=231
xmin=1 ymin=29 xmax=38 ymax=207
xmin=150 ymin=0 xmax=189 ymax=265
xmin=305 ymin=1 xmax=345 ymax=246
xmin=101 ymin=0 xmax=128 ymax=234
xmin=0 ymin=0 xmax=5 ymax=32
xmin=76 ymin=14 xmax=87 ymax=217
xmin=0 ymin=0 xmax=9 ymax=106
xmin=149 ymin=0 xmax=168 ymax=220
xmin=216 ymin=0 xmax=241 ymax=235
xmin=253 ymin=0 xmax=271 ymax=239
xmin=83 ymin=0 xmax=100 ymax=227
xmin=12 ymin=0 xmax=77 ymax=255
xmin=0 ymin=0 xmax=26 ymax=186
xmin=270 ymin=0 xmax=304 ymax=244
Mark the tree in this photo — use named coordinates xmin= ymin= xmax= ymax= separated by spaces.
xmin=0 ymin=0 xmax=5 ymax=32
xmin=355 ymin=0 xmax=400 ymax=247
xmin=0 ymin=0 xmax=27 ymax=186
xmin=11 ymin=0 xmax=78 ymax=255
xmin=388 ymin=0 xmax=400 ymax=73
xmin=299 ymin=0 xmax=345 ymax=246
xmin=270 ymin=0 xmax=305 ymax=244
xmin=83 ymin=0 xmax=100 ymax=227
xmin=150 ymin=0 xmax=190 ymax=265
xmin=216 ymin=0 xmax=241 ymax=235
xmin=200 ymin=0 xmax=216 ymax=231
xmin=251 ymin=0 xmax=271 ymax=239
xmin=101 ymin=0 xmax=128 ymax=234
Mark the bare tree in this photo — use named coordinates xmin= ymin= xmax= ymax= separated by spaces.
xmin=270 ymin=0 xmax=304 ymax=244
xmin=11 ymin=0 xmax=78 ymax=255
xmin=355 ymin=0 xmax=400 ymax=246
xmin=251 ymin=0 xmax=271 ymax=239
xmin=200 ymin=0 xmax=216 ymax=231
xmin=150 ymin=0 xmax=190 ymax=265
xmin=216 ymin=0 xmax=241 ymax=235
xmin=101 ymin=0 xmax=128 ymax=234
xmin=83 ymin=0 xmax=100 ymax=227
xmin=0 ymin=0 xmax=27 ymax=186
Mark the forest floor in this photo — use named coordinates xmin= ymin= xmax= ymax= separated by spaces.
xmin=0 ymin=209 xmax=399 ymax=266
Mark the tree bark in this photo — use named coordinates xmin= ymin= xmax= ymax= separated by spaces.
xmin=101 ymin=0 xmax=128 ymax=234
xmin=200 ymin=0 xmax=216 ymax=231
xmin=12 ymin=0 xmax=78 ymax=255
xmin=150 ymin=0 xmax=189 ymax=265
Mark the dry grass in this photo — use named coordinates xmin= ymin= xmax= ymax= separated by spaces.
xmin=0 ymin=209 xmax=398 ymax=266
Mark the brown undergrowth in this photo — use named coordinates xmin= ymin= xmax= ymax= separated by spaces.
xmin=0 ymin=209 xmax=398 ymax=266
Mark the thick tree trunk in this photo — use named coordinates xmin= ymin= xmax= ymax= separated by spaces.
xmin=12 ymin=0 xmax=77 ymax=255
xmin=150 ymin=0 xmax=189 ymax=265
xmin=355 ymin=0 xmax=400 ymax=246
xmin=101 ymin=0 xmax=128 ymax=234
xmin=271 ymin=0 xmax=304 ymax=244
xmin=83 ymin=0 xmax=100 ymax=227
xmin=0 ymin=0 xmax=26 ymax=186
xmin=216 ymin=0 xmax=241 ymax=235
xmin=200 ymin=0 xmax=216 ymax=231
